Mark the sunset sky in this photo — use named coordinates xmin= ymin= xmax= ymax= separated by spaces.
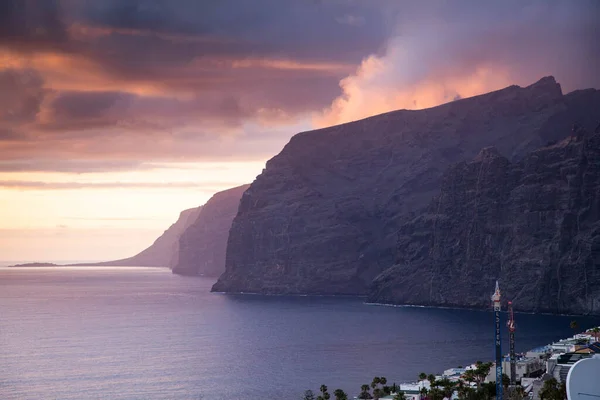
xmin=1 ymin=0 xmax=598 ymax=262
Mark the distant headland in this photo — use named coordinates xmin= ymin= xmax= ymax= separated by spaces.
xmin=8 ymin=262 xmax=58 ymax=268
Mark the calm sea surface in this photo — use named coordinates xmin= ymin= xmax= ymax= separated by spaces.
xmin=1 ymin=267 xmax=598 ymax=400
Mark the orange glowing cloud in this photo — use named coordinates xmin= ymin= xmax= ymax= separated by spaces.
xmin=0 ymin=48 xmax=166 ymax=97
xmin=67 ymin=23 xmax=234 ymax=44
xmin=317 ymin=57 xmax=514 ymax=127
xmin=316 ymin=1 xmax=599 ymax=128
xmin=231 ymin=58 xmax=353 ymax=73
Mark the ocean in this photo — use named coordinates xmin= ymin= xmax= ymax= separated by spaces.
xmin=1 ymin=267 xmax=598 ymax=399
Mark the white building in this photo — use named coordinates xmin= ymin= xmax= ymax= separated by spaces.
xmin=526 ymin=346 xmax=551 ymax=360
xmin=443 ymin=367 xmax=466 ymax=377
xmin=502 ymin=357 xmax=545 ymax=381
xmin=550 ymin=339 xmax=582 ymax=354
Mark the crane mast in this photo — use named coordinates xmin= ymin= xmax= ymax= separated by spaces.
xmin=491 ymin=281 xmax=503 ymax=400
xmin=507 ymin=301 xmax=516 ymax=385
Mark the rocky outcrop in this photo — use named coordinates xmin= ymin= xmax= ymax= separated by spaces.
xmin=79 ymin=207 xmax=202 ymax=267
xmin=369 ymin=132 xmax=600 ymax=315
xmin=173 ymin=184 xmax=250 ymax=277
xmin=212 ymin=77 xmax=600 ymax=297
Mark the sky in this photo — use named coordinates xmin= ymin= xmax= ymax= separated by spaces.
xmin=1 ymin=0 xmax=598 ymax=262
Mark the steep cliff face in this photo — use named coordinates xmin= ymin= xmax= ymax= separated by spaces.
xmin=173 ymin=184 xmax=250 ymax=277
xmin=369 ymin=133 xmax=600 ymax=315
xmin=213 ymin=77 xmax=600 ymax=295
xmin=85 ymin=207 xmax=202 ymax=267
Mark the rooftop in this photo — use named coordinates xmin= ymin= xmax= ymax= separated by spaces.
xmin=574 ymin=342 xmax=600 ymax=354
xmin=557 ymin=352 xmax=591 ymax=365
xmin=528 ymin=345 xmax=551 ymax=353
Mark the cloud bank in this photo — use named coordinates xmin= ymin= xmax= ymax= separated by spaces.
xmin=0 ymin=0 xmax=598 ymax=171
xmin=318 ymin=0 xmax=600 ymax=126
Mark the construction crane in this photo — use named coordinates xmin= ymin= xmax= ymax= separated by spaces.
xmin=491 ymin=281 xmax=503 ymax=400
xmin=507 ymin=301 xmax=516 ymax=386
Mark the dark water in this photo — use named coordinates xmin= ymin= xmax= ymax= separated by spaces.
xmin=1 ymin=267 xmax=598 ymax=400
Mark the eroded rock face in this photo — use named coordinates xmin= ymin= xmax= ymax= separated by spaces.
xmin=172 ymin=184 xmax=250 ymax=277
xmin=87 ymin=207 xmax=202 ymax=267
xmin=212 ymin=77 xmax=600 ymax=297
xmin=369 ymin=133 xmax=600 ymax=315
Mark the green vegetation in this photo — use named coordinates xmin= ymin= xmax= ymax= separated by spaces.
xmin=539 ymin=378 xmax=566 ymax=400
xmin=308 ymin=377 xmax=393 ymax=400
xmin=317 ymin=384 xmax=331 ymax=400
xmin=358 ymin=384 xmax=371 ymax=399
xmin=305 ymin=364 xmax=530 ymax=400
xmin=393 ymin=391 xmax=406 ymax=400
xmin=461 ymin=362 xmax=493 ymax=390
xmin=570 ymin=320 xmax=578 ymax=334
xmin=303 ymin=390 xmax=316 ymax=400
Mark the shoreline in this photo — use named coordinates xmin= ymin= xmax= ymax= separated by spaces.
xmin=212 ymin=290 xmax=368 ymax=299
xmin=214 ymin=291 xmax=599 ymax=318
xmin=364 ymin=301 xmax=597 ymax=318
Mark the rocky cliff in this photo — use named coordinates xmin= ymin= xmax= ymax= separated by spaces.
xmin=82 ymin=207 xmax=202 ymax=267
xmin=212 ymin=77 xmax=600 ymax=297
xmin=172 ymin=184 xmax=250 ymax=277
xmin=369 ymin=132 xmax=600 ymax=315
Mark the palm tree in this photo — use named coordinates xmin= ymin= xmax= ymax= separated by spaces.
xmin=540 ymin=378 xmax=566 ymax=400
xmin=570 ymin=320 xmax=579 ymax=335
xmin=371 ymin=377 xmax=381 ymax=389
xmin=358 ymin=384 xmax=373 ymax=400
xmin=456 ymin=380 xmax=468 ymax=400
xmin=418 ymin=372 xmax=427 ymax=381
xmin=333 ymin=389 xmax=348 ymax=400
xmin=373 ymin=388 xmax=385 ymax=400
xmin=379 ymin=377 xmax=387 ymax=386
xmin=427 ymin=387 xmax=445 ymax=400
xmin=393 ymin=391 xmax=406 ymax=400
xmin=437 ymin=378 xmax=455 ymax=399
xmin=303 ymin=390 xmax=316 ymax=400
xmin=317 ymin=385 xmax=331 ymax=400
xmin=513 ymin=386 xmax=526 ymax=400
xmin=474 ymin=362 xmax=492 ymax=389
xmin=390 ymin=383 xmax=400 ymax=393
xmin=427 ymin=374 xmax=437 ymax=386
xmin=419 ymin=386 xmax=428 ymax=400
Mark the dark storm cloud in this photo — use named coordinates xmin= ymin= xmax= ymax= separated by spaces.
xmin=1 ymin=0 xmax=392 ymax=79
xmin=0 ymin=0 xmax=393 ymax=159
xmin=0 ymin=69 xmax=46 ymax=123
xmin=0 ymin=0 xmax=598 ymax=173
xmin=0 ymin=0 xmax=69 ymax=51
xmin=50 ymin=91 xmax=129 ymax=120
xmin=77 ymin=0 xmax=392 ymax=62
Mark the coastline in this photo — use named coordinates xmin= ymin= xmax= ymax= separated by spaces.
xmin=364 ymin=301 xmax=598 ymax=318
xmin=386 ymin=324 xmax=600 ymax=400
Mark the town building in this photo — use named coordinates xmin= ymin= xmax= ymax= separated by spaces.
xmin=546 ymin=342 xmax=600 ymax=382
xmin=525 ymin=345 xmax=551 ymax=360
xmin=502 ymin=356 xmax=545 ymax=381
